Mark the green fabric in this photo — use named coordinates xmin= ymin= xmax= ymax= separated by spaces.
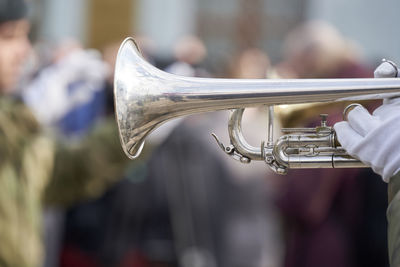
xmin=387 ymin=172 xmax=400 ymax=266
xmin=44 ymin=118 xmax=136 ymax=206
xmin=0 ymin=97 xmax=149 ymax=266
xmin=0 ymin=98 xmax=54 ymax=267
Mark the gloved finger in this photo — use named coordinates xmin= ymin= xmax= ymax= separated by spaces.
xmin=346 ymin=106 xmax=380 ymax=137
xmin=382 ymin=96 xmax=400 ymax=105
xmin=374 ymin=61 xmax=399 ymax=78
xmin=374 ymin=99 xmax=400 ymax=119
xmin=334 ymin=121 xmax=363 ymax=153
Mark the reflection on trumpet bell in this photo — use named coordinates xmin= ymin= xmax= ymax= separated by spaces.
xmin=114 ymin=37 xmax=400 ymax=173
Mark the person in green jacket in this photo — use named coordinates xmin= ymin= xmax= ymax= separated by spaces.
xmin=0 ymin=1 xmax=145 ymax=266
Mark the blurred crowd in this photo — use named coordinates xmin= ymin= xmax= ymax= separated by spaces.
xmin=0 ymin=1 xmax=391 ymax=267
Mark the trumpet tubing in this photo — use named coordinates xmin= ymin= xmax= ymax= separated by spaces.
xmin=114 ymin=37 xmax=400 ymax=174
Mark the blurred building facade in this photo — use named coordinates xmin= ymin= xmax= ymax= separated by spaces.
xmin=31 ymin=0 xmax=400 ymax=72
xmin=307 ymin=0 xmax=400 ymax=64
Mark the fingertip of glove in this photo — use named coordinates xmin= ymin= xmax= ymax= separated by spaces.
xmin=333 ymin=121 xmax=348 ymax=132
xmin=333 ymin=120 xmax=362 ymax=150
xmin=333 ymin=121 xmax=350 ymax=141
xmin=347 ymin=105 xmax=370 ymax=120
xmin=374 ymin=61 xmax=398 ymax=78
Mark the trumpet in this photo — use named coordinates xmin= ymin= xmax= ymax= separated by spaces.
xmin=114 ymin=37 xmax=400 ymax=174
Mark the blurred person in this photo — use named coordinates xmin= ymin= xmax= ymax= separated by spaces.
xmin=22 ymin=39 xmax=109 ymax=139
xmin=52 ymin=37 xmax=161 ymax=267
xmin=58 ymin=36 xmax=217 ymax=267
xmin=28 ymin=39 xmax=121 ymax=267
xmin=230 ymin=47 xmax=270 ymax=79
xmin=165 ymin=35 xmax=209 ymax=78
xmin=275 ymin=21 xmax=388 ymax=267
xmin=21 ymin=37 xmax=117 ymax=267
xmin=0 ymin=1 xmax=143 ymax=267
xmin=212 ymin=47 xmax=284 ymax=267
xmin=0 ymin=0 xmax=30 ymax=92
xmin=57 ymin=37 xmax=166 ymax=267
xmin=278 ymin=20 xmax=366 ymax=79
xmin=154 ymin=44 xmax=283 ymax=267
xmin=74 ymin=38 xmax=282 ymax=267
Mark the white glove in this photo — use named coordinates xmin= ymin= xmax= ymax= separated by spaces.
xmin=334 ymin=60 xmax=400 ymax=182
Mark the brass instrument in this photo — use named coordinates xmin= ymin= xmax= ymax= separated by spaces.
xmin=114 ymin=37 xmax=400 ymax=174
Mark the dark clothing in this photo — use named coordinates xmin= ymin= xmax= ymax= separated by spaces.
xmin=61 ymin=119 xmax=232 ymax=267
xmin=387 ymin=172 xmax=400 ymax=266
xmin=61 ymin=114 xmax=277 ymax=267
xmin=278 ymin=168 xmax=362 ymax=267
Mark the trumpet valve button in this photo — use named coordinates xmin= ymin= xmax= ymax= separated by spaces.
xmin=320 ymin=114 xmax=328 ymax=127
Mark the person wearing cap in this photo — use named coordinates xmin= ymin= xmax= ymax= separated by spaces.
xmin=0 ymin=1 xmax=138 ymax=266
xmin=0 ymin=0 xmax=30 ymax=92
xmin=334 ymin=60 xmax=400 ymax=266
xmin=0 ymin=1 xmax=45 ymax=266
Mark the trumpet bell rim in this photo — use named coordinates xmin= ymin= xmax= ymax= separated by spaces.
xmin=114 ymin=37 xmax=145 ymax=159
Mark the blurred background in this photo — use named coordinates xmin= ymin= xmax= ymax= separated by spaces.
xmin=29 ymin=0 xmax=400 ymax=73
xmin=14 ymin=0 xmax=400 ymax=267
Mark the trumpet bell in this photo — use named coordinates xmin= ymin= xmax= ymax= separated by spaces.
xmin=114 ymin=37 xmax=171 ymax=158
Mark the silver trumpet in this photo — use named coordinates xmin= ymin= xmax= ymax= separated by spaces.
xmin=114 ymin=37 xmax=400 ymax=174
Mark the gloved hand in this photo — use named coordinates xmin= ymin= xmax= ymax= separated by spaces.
xmin=334 ymin=60 xmax=400 ymax=182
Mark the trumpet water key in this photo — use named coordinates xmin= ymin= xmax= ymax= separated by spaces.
xmin=114 ymin=37 xmax=400 ymax=174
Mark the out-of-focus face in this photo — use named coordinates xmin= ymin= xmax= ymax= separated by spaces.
xmin=0 ymin=19 xmax=30 ymax=93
